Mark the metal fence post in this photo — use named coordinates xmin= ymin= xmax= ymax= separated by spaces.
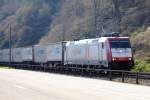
xmin=109 ymin=70 xmax=112 ymax=81
xmin=136 ymin=72 xmax=139 ymax=84
xmin=122 ymin=71 xmax=125 ymax=83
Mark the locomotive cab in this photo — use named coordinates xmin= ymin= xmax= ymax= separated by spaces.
xmin=107 ymin=37 xmax=134 ymax=70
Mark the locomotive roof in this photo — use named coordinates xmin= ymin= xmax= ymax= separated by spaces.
xmin=66 ymin=37 xmax=129 ymax=46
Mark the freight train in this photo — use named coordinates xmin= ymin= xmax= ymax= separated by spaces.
xmin=0 ymin=36 xmax=134 ymax=70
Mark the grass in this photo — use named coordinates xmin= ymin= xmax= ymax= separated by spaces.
xmin=0 ymin=66 xmax=14 ymax=69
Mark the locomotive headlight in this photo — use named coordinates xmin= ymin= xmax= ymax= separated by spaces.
xmin=112 ymin=58 xmax=116 ymax=61
xmin=128 ymin=58 xmax=132 ymax=60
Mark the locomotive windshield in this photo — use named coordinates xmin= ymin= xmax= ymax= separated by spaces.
xmin=110 ymin=40 xmax=130 ymax=48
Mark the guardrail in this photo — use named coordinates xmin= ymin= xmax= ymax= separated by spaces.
xmin=1 ymin=63 xmax=150 ymax=85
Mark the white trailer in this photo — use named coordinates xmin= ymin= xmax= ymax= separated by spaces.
xmin=2 ymin=49 xmax=10 ymax=62
xmin=0 ymin=50 xmax=3 ymax=62
xmin=34 ymin=45 xmax=47 ymax=63
xmin=65 ymin=39 xmax=89 ymax=65
xmin=22 ymin=47 xmax=33 ymax=62
xmin=12 ymin=48 xmax=23 ymax=63
xmin=46 ymin=43 xmax=62 ymax=62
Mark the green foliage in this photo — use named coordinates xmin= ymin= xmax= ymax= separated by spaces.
xmin=0 ymin=66 xmax=13 ymax=69
xmin=130 ymin=32 xmax=138 ymax=39
xmin=132 ymin=59 xmax=150 ymax=72
xmin=130 ymin=30 xmax=150 ymax=63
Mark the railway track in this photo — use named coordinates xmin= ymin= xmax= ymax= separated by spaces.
xmin=1 ymin=63 xmax=150 ymax=86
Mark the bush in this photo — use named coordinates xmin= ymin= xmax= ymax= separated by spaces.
xmin=132 ymin=59 xmax=150 ymax=72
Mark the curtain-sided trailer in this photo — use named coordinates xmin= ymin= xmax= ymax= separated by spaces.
xmin=33 ymin=45 xmax=47 ymax=64
xmin=22 ymin=47 xmax=33 ymax=63
xmin=0 ymin=50 xmax=3 ymax=62
xmin=12 ymin=48 xmax=23 ymax=63
xmin=33 ymin=42 xmax=63 ymax=67
xmin=46 ymin=43 xmax=63 ymax=66
xmin=2 ymin=49 xmax=10 ymax=63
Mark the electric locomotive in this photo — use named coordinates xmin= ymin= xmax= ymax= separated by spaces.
xmin=64 ymin=36 xmax=134 ymax=70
